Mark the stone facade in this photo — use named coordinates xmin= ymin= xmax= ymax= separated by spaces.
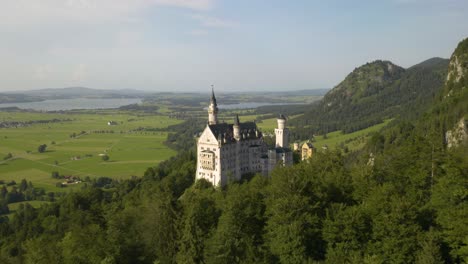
xmin=301 ymin=141 xmax=315 ymax=160
xmin=195 ymin=90 xmax=293 ymax=186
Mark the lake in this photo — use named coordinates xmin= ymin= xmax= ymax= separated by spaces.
xmin=0 ymin=98 xmax=142 ymax=111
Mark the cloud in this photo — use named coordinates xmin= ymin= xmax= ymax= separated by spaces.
xmin=191 ymin=14 xmax=238 ymax=29
xmin=152 ymin=0 xmax=214 ymax=10
xmin=71 ymin=63 xmax=87 ymax=82
xmin=189 ymin=29 xmax=209 ymax=36
xmin=0 ymin=0 xmax=216 ymax=29
xmin=33 ymin=65 xmax=54 ymax=80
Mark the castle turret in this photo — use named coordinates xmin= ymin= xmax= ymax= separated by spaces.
xmin=275 ymin=114 xmax=289 ymax=148
xmin=208 ymin=86 xmax=218 ymax=125
xmin=233 ymin=114 xmax=240 ymax=140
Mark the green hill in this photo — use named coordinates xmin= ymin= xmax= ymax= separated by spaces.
xmin=357 ymin=38 xmax=468 ymax=263
xmin=291 ymin=57 xmax=449 ymax=138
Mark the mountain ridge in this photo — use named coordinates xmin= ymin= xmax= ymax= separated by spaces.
xmin=290 ymin=57 xmax=449 ymax=137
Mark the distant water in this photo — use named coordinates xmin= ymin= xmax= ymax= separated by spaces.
xmin=0 ymin=98 xmax=142 ymax=111
xmin=215 ymin=102 xmax=302 ymax=110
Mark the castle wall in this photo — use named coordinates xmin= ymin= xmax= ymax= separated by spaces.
xmin=196 ymin=127 xmax=222 ymax=186
xmin=196 ymin=91 xmax=293 ymax=186
xmin=197 ymin=127 xmax=268 ymax=186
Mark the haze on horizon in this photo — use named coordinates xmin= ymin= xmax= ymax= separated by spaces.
xmin=1 ymin=0 xmax=467 ymax=93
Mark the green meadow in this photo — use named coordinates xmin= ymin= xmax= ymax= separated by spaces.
xmin=310 ymin=119 xmax=392 ymax=150
xmin=0 ymin=110 xmax=181 ymax=192
xmin=0 ymin=107 xmax=390 ymax=194
xmin=255 ymin=116 xmax=390 ymax=151
xmin=256 ymin=114 xmax=303 ymax=132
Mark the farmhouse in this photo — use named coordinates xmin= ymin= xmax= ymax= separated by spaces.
xmin=195 ymin=89 xmax=293 ymax=186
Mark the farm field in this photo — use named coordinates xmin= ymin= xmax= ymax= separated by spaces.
xmin=0 ymin=110 xmax=182 ymax=192
xmin=0 ymin=105 xmax=390 ymax=195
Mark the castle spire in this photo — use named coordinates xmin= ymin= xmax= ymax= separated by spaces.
xmin=210 ymin=85 xmax=217 ymax=105
xmin=208 ymin=85 xmax=219 ymax=125
xmin=233 ymin=114 xmax=240 ymax=140
xmin=234 ymin=114 xmax=240 ymax=126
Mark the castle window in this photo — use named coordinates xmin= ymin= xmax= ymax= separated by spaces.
xmin=200 ymin=151 xmax=216 ymax=170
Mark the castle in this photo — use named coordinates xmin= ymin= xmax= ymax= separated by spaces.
xmin=196 ymin=89 xmax=293 ymax=186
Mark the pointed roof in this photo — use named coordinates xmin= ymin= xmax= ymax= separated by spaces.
xmin=278 ymin=114 xmax=286 ymax=120
xmin=207 ymin=121 xmax=260 ymax=143
xmin=210 ymin=85 xmax=217 ymax=105
xmin=234 ymin=114 xmax=240 ymax=126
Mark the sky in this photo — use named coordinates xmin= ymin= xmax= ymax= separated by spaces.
xmin=1 ymin=0 xmax=467 ymax=92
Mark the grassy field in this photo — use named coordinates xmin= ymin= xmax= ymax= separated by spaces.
xmin=256 ymin=118 xmax=279 ymax=132
xmin=0 ymin=103 xmax=390 ymax=195
xmin=254 ymin=116 xmax=390 ymax=151
xmin=309 ymin=119 xmax=392 ymax=150
xmin=256 ymin=114 xmax=303 ymax=132
xmin=0 ymin=110 xmax=182 ymax=192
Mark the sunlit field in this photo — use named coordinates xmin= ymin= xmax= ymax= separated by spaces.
xmin=0 ymin=110 xmax=181 ymax=191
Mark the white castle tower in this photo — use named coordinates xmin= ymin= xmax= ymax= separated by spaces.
xmin=233 ymin=114 xmax=241 ymax=140
xmin=195 ymin=90 xmax=293 ymax=186
xmin=275 ymin=114 xmax=289 ymax=148
xmin=208 ymin=86 xmax=218 ymax=125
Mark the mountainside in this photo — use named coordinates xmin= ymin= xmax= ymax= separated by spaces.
xmin=290 ymin=58 xmax=449 ymax=137
xmin=439 ymin=39 xmax=468 ymax=148
xmin=324 ymin=60 xmax=405 ymax=106
xmin=357 ymin=38 xmax=468 ymax=263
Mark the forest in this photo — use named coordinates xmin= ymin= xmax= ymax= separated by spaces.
xmin=0 ymin=39 xmax=466 ymax=264
xmin=290 ymin=58 xmax=449 ymax=137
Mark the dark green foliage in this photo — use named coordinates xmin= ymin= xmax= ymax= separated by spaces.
xmin=118 ymin=103 xmax=159 ymax=112
xmin=0 ymin=200 xmax=9 ymax=215
xmin=205 ymin=177 xmax=269 ymax=264
xmin=430 ymin=148 xmax=468 ymax=262
xmin=414 ymin=229 xmax=445 ymax=264
xmin=37 ymin=144 xmax=47 ymax=153
xmin=19 ymin=179 xmax=28 ymax=192
xmin=291 ymin=58 xmax=448 ymax=138
xmin=323 ymin=204 xmax=372 ymax=262
xmin=51 ymin=171 xmax=60 ymax=179
xmin=166 ymin=118 xmax=205 ymax=151
xmin=177 ymin=181 xmax=220 ymax=264
xmin=3 ymin=153 xmax=12 ymax=160
xmin=1 ymin=186 xmax=7 ymax=199
xmin=264 ymin=150 xmax=353 ymax=263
